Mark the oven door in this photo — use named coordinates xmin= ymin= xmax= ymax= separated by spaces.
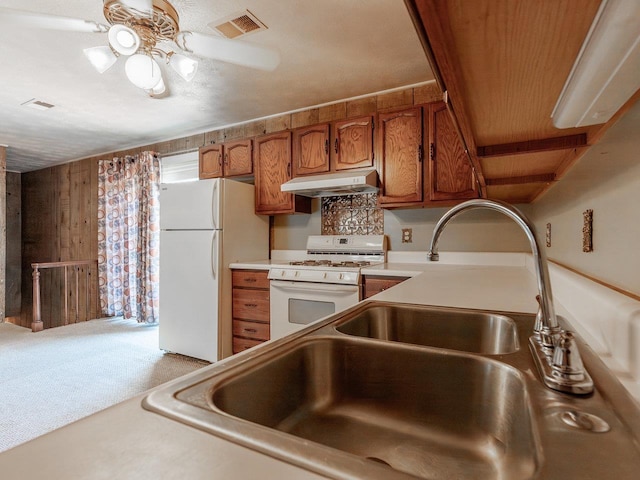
xmin=270 ymin=280 xmax=360 ymax=340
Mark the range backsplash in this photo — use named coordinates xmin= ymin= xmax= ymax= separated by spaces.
xmin=321 ymin=193 xmax=383 ymax=235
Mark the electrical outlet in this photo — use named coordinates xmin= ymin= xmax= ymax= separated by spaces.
xmin=402 ymin=228 xmax=412 ymax=243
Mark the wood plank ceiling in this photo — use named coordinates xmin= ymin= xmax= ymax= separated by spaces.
xmin=407 ymin=0 xmax=639 ymax=203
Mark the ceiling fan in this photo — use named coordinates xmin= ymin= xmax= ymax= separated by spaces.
xmin=0 ymin=0 xmax=280 ymax=97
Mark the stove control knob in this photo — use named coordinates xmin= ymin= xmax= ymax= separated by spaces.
xmin=294 ymin=271 xmax=299 ymax=277
xmin=281 ymin=270 xmax=285 ymax=277
xmin=323 ymin=272 xmax=327 ymax=279
xmin=339 ymin=273 xmax=344 ymax=280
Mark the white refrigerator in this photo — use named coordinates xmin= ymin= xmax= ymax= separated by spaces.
xmin=159 ymin=178 xmax=269 ymax=362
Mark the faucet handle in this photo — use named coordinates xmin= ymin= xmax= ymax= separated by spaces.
xmin=551 ymin=331 xmax=586 ymax=380
xmin=533 ymin=295 xmax=558 ymax=351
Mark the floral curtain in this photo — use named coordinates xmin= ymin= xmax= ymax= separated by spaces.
xmin=97 ymin=151 xmax=161 ymax=323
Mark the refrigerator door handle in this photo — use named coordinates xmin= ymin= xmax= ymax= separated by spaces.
xmin=211 ymin=231 xmax=217 ymax=280
xmin=212 ymin=179 xmax=220 ymax=229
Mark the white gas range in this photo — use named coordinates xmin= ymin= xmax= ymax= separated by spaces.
xmin=268 ymin=235 xmax=387 ymax=340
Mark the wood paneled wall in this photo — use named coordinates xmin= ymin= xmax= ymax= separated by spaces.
xmin=0 ymin=146 xmax=5 ymax=321
xmin=19 ymin=160 xmax=99 ymax=328
xmin=6 ymin=172 xmax=21 ymax=317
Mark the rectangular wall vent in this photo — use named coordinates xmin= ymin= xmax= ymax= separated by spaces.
xmin=209 ymin=10 xmax=267 ymax=39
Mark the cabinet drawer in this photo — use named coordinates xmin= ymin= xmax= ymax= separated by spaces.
xmin=233 ymin=289 xmax=270 ymax=321
xmin=233 ymin=319 xmax=270 ymax=341
xmin=363 ymin=276 xmax=410 ymax=299
xmin=232 ymin=336 xmax=264 ymax=354
xmin=232 ymin=270 xmax=270 ymax=289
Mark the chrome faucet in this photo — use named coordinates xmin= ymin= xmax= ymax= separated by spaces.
xmin=428 ymin=199 xmax=593 ymax=395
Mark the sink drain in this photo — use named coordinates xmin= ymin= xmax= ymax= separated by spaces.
xmin=366 ymin=456 xmax=393 ymax=468
xmin=559 ymin=410 xmax=610 ymax=433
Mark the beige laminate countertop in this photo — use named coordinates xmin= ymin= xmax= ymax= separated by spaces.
xmin=3 ymin=256 xmax=637 ymax=477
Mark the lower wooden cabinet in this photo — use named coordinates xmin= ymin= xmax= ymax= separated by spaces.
xmin=231 ymin=269 xmax=270 ymax=354
xmin=363 ymin=275 xmax=411 ymax=299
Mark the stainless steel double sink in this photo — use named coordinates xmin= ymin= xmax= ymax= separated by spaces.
xmin=143 ymin=301 xmax=640 ymax=479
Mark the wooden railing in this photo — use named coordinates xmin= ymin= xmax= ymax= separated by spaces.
xmin=31 ymin=260 xmax=97 ymax=332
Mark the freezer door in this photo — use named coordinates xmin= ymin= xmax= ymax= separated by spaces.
xmin=159 ymin=229 xmax=220 ymax=362
xmin=160 ymin=178 xmax=220 ymax=230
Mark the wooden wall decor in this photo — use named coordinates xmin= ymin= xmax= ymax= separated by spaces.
xmin=583 ymin=209 xmax=593 ymax=253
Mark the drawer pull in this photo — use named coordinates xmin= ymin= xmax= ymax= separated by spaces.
xmin=244 ymin=303 xmax=258 ymax=307
xmin=243 ymin=328 xmax=258 ymax=334
xmin=244 ymin=278 xmax=257 ymax=283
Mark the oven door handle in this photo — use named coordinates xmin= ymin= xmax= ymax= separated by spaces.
xmin=270 ymin=280 xmax=359 ymax=295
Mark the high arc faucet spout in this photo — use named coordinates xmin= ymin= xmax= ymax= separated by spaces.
xmin=427 ymin=199 xmax=593 ymax=394
xmin=427 ymin=199 xmax=560 ymax=343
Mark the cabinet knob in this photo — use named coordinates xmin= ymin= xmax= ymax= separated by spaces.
xmin=334 ymin=138 xmax=339 ymax=154
xmin=325 ymin=139 xmax=329 ymax=156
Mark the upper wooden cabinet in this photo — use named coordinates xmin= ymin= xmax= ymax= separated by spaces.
xmin=333 ymin=116 xmax=374 ymax=171
xmin=428 ymin=102 xmax=477 ymax=201
xmin=199 ymin=144 xmax=223 ymax=179
xmin=377 ymin=107 xmax=424 ymax=206
xmin=224 ymin=139 xmax=253 ymax=177
xmin=376 ymin=102 xmax=477 ymax=208
xmin=292 ymin=124 xmax=330 ymax=176
xmin=199 ymin=139 xmax=253 ymax=179
xmin=254 ymin=131 xmax=311 ymax=215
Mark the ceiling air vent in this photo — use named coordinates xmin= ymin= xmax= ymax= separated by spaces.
xmin=21 ymin=99 xmax=55 ymax=111
xmin=208 ymin=10 xmax=267 ymax=39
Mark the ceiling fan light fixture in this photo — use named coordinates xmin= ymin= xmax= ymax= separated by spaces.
xmin=108 ymin=24 xmax=140 ymax=56
xmin=168 ymin=52 xmax=198 ymax=81
xmin=125 ymin=53 xmax=163 ymax=89
xmin=83 ymin=46 xmax=118 ymax=73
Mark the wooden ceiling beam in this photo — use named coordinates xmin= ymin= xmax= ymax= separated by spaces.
xmin=478 ymin=134 xmax=587 ymax=158
xmin=486 ymin=174 xmax=556 ymax=186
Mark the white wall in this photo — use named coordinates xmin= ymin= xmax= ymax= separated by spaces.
xmin=530 ymin=101 xmax=640 ymax=296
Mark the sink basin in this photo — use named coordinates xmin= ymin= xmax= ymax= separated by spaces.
xmin=144 ymin=301 xmax=640 ymax=479
xmin=210 ymin=337 xmax=538 ymax=480
xmin=336 ymin=304 xmax=519 ymax=354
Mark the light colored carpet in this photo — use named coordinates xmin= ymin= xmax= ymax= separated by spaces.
xmin=0 ymin=318 xmax=208 ymax=453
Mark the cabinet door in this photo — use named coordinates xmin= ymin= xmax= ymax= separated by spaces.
xmin=363 ymin=276 xmax=410 ymax=299
xmin=199 ymin=144 xmax=223 ymax=179
xmin=429 ymin=102 xmax=476 ymax=201
xmin=292 ymin=124 xmax=330 ymax=176
xmin=254 ymin=131 xmax=295 ymax=214
xmin=377 ymin=107 xmax=423 ymax=205
xmin=334 ymin=116 xmax=374 ymax=171
xmin=224 ymin=139 xmax=253 ymax=177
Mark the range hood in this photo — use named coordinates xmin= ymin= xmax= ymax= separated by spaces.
xmin=280 ymin=168 xmax=379 ymax=198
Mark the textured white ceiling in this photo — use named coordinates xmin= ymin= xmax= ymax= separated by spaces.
xmin=0 ymin=0 xmax=432 ymax=172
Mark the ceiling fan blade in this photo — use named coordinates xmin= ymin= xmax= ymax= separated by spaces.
xmin=176 ymin=32 xmax=280 ymax=71
xmin=120 ymin=0 xmax=153 ymax=13
xmin=0 ymin=7 xmax=107 ymax=33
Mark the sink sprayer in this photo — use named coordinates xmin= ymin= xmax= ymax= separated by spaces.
xmin=427 ymin=199 xmax=593 ymax=395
